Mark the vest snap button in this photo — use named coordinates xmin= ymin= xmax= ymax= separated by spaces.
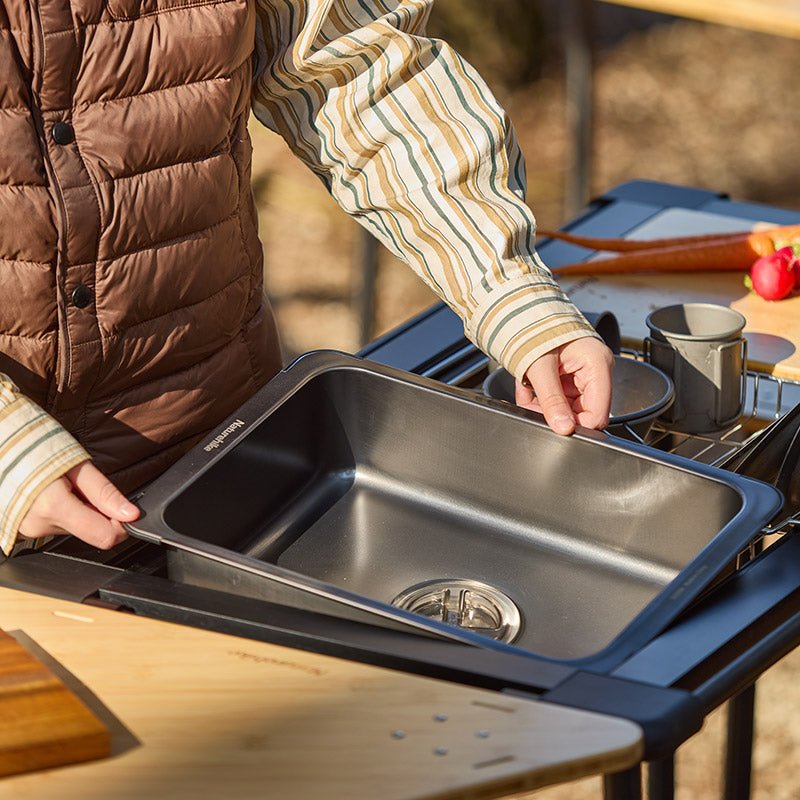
xmin=71 ymin=284 xmax=93 ymax=309
xmin=52 ymin=121 xmax=75 ymax=145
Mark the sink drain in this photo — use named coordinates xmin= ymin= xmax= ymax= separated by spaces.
xmin=391 ymin=579 xmax=522 ymax=644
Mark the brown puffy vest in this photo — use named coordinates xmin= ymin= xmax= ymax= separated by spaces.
xmin=0 ymin=0 xmax=282 ymax=491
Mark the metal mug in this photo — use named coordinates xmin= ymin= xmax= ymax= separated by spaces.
xmin=644 ymin=303 xmax=747 ymax=434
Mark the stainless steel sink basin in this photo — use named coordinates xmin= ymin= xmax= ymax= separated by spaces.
xmin=127 ymin=351 xmax=782 ymax=666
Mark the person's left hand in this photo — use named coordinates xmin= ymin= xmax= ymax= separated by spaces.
xmin=515 ymin=337 xmax=613 ymax=435
xmin=19 ymin=460 xmax=138 ymax=550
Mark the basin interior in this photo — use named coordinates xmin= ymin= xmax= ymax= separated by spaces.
xmin=163 ymin=367 xmax=744 ymax=661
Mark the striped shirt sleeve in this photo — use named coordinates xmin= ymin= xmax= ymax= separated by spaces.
xmin=0 ymin=376 xmax=89 ymax=556
xmin=251 ymin=0 xmax=598 ymax=380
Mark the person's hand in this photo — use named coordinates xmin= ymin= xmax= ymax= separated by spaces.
xmin=19 ymin=460 xmax=140 ymax=550
xmin=515 ymin=337 xmax=613 ymax=435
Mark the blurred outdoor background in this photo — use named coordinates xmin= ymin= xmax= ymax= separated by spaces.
xmin=249 ymin=5 xmax=800 ymax=798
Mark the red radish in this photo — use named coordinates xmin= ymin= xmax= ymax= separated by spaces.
xmin=745 ymin=246 xmax=798 ymax=300
xmin=771 ymin=241 xmax=800 ymax=289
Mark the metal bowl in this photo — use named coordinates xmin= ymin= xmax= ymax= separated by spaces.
xmin=482 ymin=355 xmax=674 ymax=440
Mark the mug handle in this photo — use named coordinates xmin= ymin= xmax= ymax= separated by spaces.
xmin=713 ymin=338 xmax=748 ymax=428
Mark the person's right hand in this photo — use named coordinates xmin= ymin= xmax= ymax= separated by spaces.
xmin=19 ymin=460 xmax=140 ymax=550
xmin=516 ymin=336 xmax=613 ymax=435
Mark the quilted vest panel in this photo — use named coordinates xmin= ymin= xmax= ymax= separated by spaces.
xmin=0 ymin=0 xmax=281 ymax=490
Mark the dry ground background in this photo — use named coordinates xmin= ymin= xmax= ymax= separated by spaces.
xmin=247 ymin=7 xmax=800 ymax=798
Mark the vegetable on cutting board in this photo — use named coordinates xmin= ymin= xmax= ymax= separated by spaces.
xmin=539 ymin=224 xmax=800 ymax=300
xmin=744 ymin=246 xmax=799 ymax=301
xmin=538 ymin=225 xmax=800 ymax=254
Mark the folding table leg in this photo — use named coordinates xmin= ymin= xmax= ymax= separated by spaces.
xmin=603 ymin=764 xmax=642 ymax=800
xmin=648 ymin=753 xmax=675 ymax=800
xmin=724 ymin=683 xmax=756 ymax=800
xmin=355 ymin=227 xmax=379 ymax=347
xmin=561 ymin=0 xmax=594 ymax=217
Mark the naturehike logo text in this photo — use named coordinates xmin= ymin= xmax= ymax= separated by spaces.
xmin=203 ymin=419 xmax=245 ymax=452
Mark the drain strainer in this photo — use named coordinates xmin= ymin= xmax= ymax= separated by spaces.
xmin=391 ymin=579 xmax=522 ymax=644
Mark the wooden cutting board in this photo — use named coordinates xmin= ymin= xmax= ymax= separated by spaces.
xmin=0 ymin=589 xmax=643 ymax=800
xmin=561 ymin=271 xmax=800 ymax=381
xmin=557 ymin=209 xmax=800 ymax=381
xmin=0 ymin=629 xmax=110 ymax=777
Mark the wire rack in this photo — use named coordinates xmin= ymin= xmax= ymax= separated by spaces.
xmin=624 ymin=348 xmax=800 ymax=467
xmin=448 ymin=344 xmax=800 ymax=468
xmin=440 ymin=340 xmax=800 ymax=473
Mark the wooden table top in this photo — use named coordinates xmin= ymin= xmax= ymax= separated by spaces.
xmin=0 ymin=588 xmax=643 ymax=800
xmin=598 ymin=0 xmax=800 ymax=39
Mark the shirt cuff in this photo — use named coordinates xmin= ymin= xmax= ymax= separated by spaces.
xmin=465 ymin=273 xmax=600 ymax=382
xmin=0 ymin=397 xmax=89 ymax=556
